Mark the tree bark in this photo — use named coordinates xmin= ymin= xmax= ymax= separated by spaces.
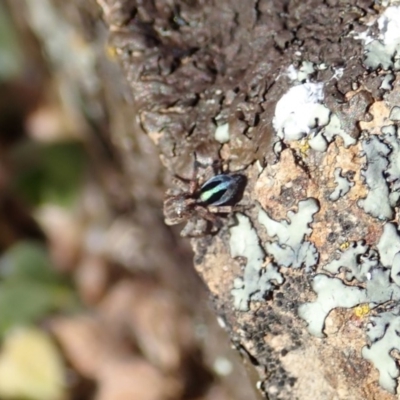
xmin=12 ymin=0 xmax=400 ymax=399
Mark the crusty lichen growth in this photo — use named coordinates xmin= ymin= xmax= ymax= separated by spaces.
xmin=231 ymin=7 xmax=400 ymax=395
xmin=230 ymin=213 xmax=283 ymax=311
xmin=97 ymin=0 xmax=400 ymax=397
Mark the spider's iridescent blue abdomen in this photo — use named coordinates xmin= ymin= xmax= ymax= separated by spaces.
xmin=199 ymin=174 xmax=243 ymax=206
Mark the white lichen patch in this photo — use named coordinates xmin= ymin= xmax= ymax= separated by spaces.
xmin=357 ymin=135 xmax=393 ymax=220
xmin=362 ymin=307 xmax=400 ymax=393
xmin=307 ymin=131 xmax=328 ymax=152
xmin=273 ymin=83 xmax=356 ymax=151
xmin=307 ymin=115 xmax=355 ymax=153
xmin=331 ymin=67 xmax=344 ymax=80
xmin=378 ymin=6 xmax=400 ymax=47
xmin=308 ymin=114 xmax=357 ymax=152
xmin=286 ymin=61 xmax=315 ymax=82
xmin=229 ymin=213 xmax=283 ymax=311
xmin=379 ymin=0 xmax=398 ymax=7
xmin=363 ymin=6 xmax=400 ymax=70
xmin=329 ymin=167 xmax=355 ymax=201
xmin=214 ymin=123 xmax=230 ymax=143
xmin=258 ymin=198 xmax=320 ymax=270
xmin=273 ymin=83 xmax=329 ymax=142
xmin=286 ymin=64 xmax=298 ymax=81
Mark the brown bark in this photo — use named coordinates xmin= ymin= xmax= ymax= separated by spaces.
xmin=10 ymin=0 xmax=400 ymax=399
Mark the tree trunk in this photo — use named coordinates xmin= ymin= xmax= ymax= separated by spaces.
xmin=11 ymin=0 xmax=400 ymax=399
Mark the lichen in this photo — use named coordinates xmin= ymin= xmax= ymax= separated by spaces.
xmin=329 ymin=167 xmax=354 ymax=201
xmin=376 ymin=223 xmax=400 ymax=269
xmin=286 ymin=61 xmax=315 ymax=82
xmin=232 ymin=5 xmax=400 ymax=393
xmin=364 ymin=40 xmax=397 ymax=70
xmin=299 ymin=229 xmax=400 ymax=328
xmin=321 ymin=114 xmax=357 ymax=148
xmin=229 ymin=213 xmax=283 ymax=311
xmin=298 ymin=261 xmax=400 ymax=334
xmin=357 ymin=135 xmax=393 ymax=220
xmin=298 ymin=61 xmax=315 ymax=81
xmin=380 ymin=73 xmax=395 ymax=90
xmin=299 ymin=222 xmax=400 ymax=392
xmin=389 ymin=106 xmax=400 ymax=121
xmin=363 ymin=6 xmax=400 ymax=71
xmin=230 ymin=199 xmax=320 ymax=310
xmin=381 ymin=125 xmax=400 ymax=207
xmin=214 ymin=123 xmax=230 ymax=143
xmin=298 ymin=274 xmax=367 ymax=337
xmin=323 ymin=241 xmax=376 ymax=282
xmin=296 ymin=9 xmax=400 ymax=388
xmin=273 ymin=83 xmax=329 ymax=142
xmin=273 ymin=82 xmax=357 ymax=152
xmin=258 ymin=198 xmax=320 ymax=270
xmin=362 ymin=307 xmax=400 ymax=393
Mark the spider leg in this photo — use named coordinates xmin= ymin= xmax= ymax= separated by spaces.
xmin=193 ymin=152 xmax=222 ymax=187
xmin=195 ymin=205 xmax=219 ymax=223
xmin=188 ymin=153 xmax=200 ymax=194
xmin=210 ymin=203 xmax=254 ymax=214
xmin=195 ymin=205 xmax=223 ymax=233
xmin=171 ymin=176 xmax=190 ymax=191
xmin=234 ymin=202 xmax=255 ymax=213
xmin=211 ymin=158 xmax=230 ymax=173
xmin=198 ymin=165 xmax=215 ymax=186
xmin=208 ymin=205 xmax=233 ymax=214
xmin=180 ymin=218 xmax=208 ymax=237
xmin=165 ymin=186 xmax=184 ymax=197
xmin=199 ymin=157 xmax=228 ymax=186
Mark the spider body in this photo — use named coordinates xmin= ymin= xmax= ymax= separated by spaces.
xmin=163 ymin=164 xmax=245 ymax=236
xmin=199 ymin=174 xmax=242 ymax=205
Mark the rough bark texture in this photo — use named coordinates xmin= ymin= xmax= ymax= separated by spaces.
xmin=5 ymin=0 xmax=260 ymax=399
xmin=14 ymin=0 xmax=400 ymax=399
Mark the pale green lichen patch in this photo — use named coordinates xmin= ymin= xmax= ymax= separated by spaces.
xmin=298 ymin=275 xmax=367 ymax=338
xmin=364 ymin=40 xmax=397 ymax=70
xmin=229 ymin=213 xmax=283 ymax=311
xmin=376 ymin=223 xmax=400 ymax=269
xmin=273 ymin=82 xmax=356 ymax=152
xmin=362 ymin=307 xmax=400 ymax=393
xmin=363 ymin=6 xmax=400 ymax=70
xmin=380 ymin=73 xmax=395 ymax=90
xmin=378 ymin=125 xmax=400 ymax=208
xmin=299 ymin=222 xmax=400 ymax=392
xmin=323 ymin=241 xmax=374 ymax=282
xmin=389 ymin=106 xmax=400 ymax=120
xmin=357 ymin=135 xmax=393 ymax=220
xmin=304 ymin=122 xmax=341 ymax=152
xmin=298 ymin=251 xmax=400 ymax=331
xmin=233 ymin=7 xmax=400 ymax=391
xmin=321 ymin=114 xmax=357 ymax=148
xmin=258 ymin=198 xmax=320 ymax=270
xmin=328 ymin=167 xmax=354 ymax=201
